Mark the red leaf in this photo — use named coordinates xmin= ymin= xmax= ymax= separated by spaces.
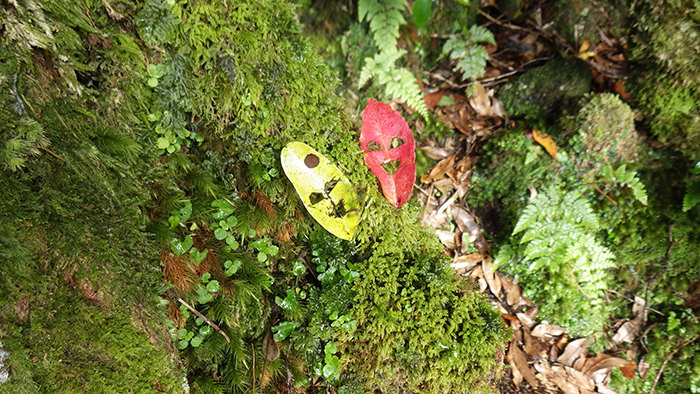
xmin=360 ymin=99 xmax=416 ymax=208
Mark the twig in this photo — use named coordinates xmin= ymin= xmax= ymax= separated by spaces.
xmin=251 ymin=343 xmax=256 ymax=394
xmin=649 ymin=334 xmax=700 ymax=394
xmin=478 ymin=9 xmax=538 ymax=34
xmin=421 ymin=184 xmax=434 ymax=220
xmin=169 ymin=290 xmax=230 ymax=343
xmin=568 ymin=264 xmax=591 ymax=301
xmin=605 ymin=289 xmax=664 ymax=315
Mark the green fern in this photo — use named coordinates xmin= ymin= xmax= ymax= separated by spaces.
xmin=593 ymin=162 xmax=648 ymax=205
xmin=442 ymin=25 xmax=495 ymax=81
xmin=358 ymin=0 xmax=407 ymax=54
xmin=357 ymin=0 xmax=429 ymax=118
xmin=497 ymin=185 xmax=615 ymax=336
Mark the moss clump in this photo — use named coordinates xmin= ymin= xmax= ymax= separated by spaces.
xmin=565 ymin=93 xmax=642 ymax=163
xmin=627 ymin=0 xmax=700 ymax=161
xmin=496 ymin=57 xmax=592 ymax=117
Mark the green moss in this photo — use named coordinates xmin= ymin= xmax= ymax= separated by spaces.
xmin=496 ymin=57 xmax=592 ymax=117
xmin=549 ymin=0 xmax=629 ymax=45
xmin=627 ymin=0 xmax=700 ymax=160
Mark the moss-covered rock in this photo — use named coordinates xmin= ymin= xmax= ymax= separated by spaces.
xmin=627 ymin=0 xmax=700 ymax=161
xmin=549 ymin=0 xmax=629 ymax=45
xmin=496 ymin=57 xmax=592 ymax=117
xmin=564 ymin=93 xmax=642 ymax=163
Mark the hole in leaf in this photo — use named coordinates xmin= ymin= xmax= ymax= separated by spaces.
xmin=309 ymin=192 xmax=325 ymax=205
xmin=324 ymin=179 xmax=340 ymax=195
xmin=390 ymin=138 xmax=404 ymax=149
xmin=304 ymin=154 xmax=319 ymax=168
xmin=381 ymin=161 xmax=400 ymax=175
xmin=332 ymin=199 xmax=347 ymax=218
xmin=367 ymin=141 xmax=382 ymax=151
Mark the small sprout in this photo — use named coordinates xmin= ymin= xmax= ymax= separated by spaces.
xmin=201 ymin=273 xmax=211 ymax=283
xmin=206 ymin=280 xmax=220 ymax=293
xmin=214 ymin=228 xmax=228 ymax=240
xmin=292 ymin=260 xmax=306 ymax=276
xmin=195 ymin=317 xmax=204 ymax=326
xmin=199 ymin=326 xmax=212 ymax=336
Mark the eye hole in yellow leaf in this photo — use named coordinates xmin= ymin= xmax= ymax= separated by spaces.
xmin=532 ymin=129 xmax=558 ymax=160
xmin=281 ymin=142 xmax=360 ymax=240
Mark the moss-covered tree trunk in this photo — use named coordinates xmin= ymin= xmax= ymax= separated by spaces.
xmin=0 ymin=1 xmax=508 ymax=393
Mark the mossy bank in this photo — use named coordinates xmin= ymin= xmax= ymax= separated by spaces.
xmin=0 ymin=0 xmax=508 ymax=393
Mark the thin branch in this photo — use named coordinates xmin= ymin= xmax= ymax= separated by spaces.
xmin=649 ymin=334 xmax=700 ymax=394
xmin=251 ymin=342 xmax=256 ymax=394
xmin=169 ymin=290 xmax=230 ymax=343
xmin=605 ymin=289 xmax=664 ymax=315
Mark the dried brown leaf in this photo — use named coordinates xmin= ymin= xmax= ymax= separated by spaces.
xmin=619 ymin=361 xmax=637 ymax=380
xmin=523 ymin=328 xmax=549 ymax=359
xmin=423 ymin=90 xmax=445 ymax=110
xmin=263 ymin=328 xmax=280 ymax=361
xmin=482 ymin=257 xmax=502 ymax=299
xmin=508 ymin=340 xmax=538 ymax=388
xmin=582 ymin=352 xmax=630 ymax=382
xmin=558 ymin=338 xmax=588 ymax=367
xmin=531 ymin=323 xmax=566 ymax=338
xmin=500 ymin=275 xmax=522 ymax=306
xmin=517 ymin=312 xmax=536 ymax=329
xmin=451 ymin=252 xmax=482 ymax=271
xmin=420 ymin=145 xmax=451 ymax=160
xmin=429 ymin=155 xmax=456 ymax=181
xmin=612 ymin=314 xmax=643 ymax=344
xmin=469 ymin=82 xmax=492 ymax=116
xmin=435 ymin=230 xmax=456 ymax=249
xmin=632 ymin=295 xmax=646 ymax=316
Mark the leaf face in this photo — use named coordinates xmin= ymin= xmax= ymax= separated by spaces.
xmin=360 ymin=99 xmax=416 ymax=207
xmin=281 ymin=142 xmax=360 ymax=240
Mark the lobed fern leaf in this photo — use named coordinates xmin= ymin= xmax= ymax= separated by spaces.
xmin=442 ymin=25 xmax=495 ymax=81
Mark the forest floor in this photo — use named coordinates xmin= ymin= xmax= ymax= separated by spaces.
xmin=351 ymin=5 xmax=641 ymax=394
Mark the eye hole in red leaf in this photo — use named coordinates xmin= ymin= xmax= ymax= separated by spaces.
xmin=360 ymin=99 xmax=416 ymax=208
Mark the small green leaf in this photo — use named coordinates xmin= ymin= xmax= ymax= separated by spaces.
xmin=178 ymin=339 xmax=189 ymax=349
xmin=190 ymin=336 xmax=203 ymax=347
xmin=168 ymin=215 xmax=180 ymax=229
xmin=226 ymin=215 xmax=238 ymax=228
xmin=201 ymin=273 xmax=211 ymax=283
xmin=325 ymin=342 xmax=338 ymax=355
xmin=206 ymin=280 xmax=220 ymax=293
xmin=190 ymin=248 xmax=208 ymax=265
xmin=214 ymin=228 xmax=228 ymax=240
xmin=197 ymin=292 xmax=213 ymax=304
xmin=258 ymin=252 xmax=268 ymax=263
xmin=292 ymin=260 xmax=306 ymax=276
xmin=157 ymin=137 xmax=170 ymax=149
xmin=180 ymin=201 xmax=193 ymax=222
xmin=199 ymin=326 xmax=213 ymax=336
xmin=412 ymin=0 xmax=431 ymax=29
xmin=212 ymin=199 xmax=235 ymax=216
xmin=147 ymin=77 xmax=159 ymax=87
xmin=177 ymin=328 xmax=188 ymax=339
xmin=195 ymin=317 xmax=204 ymax=325
xmin=272 ymin=321 xmax=295 ymax=341
xmin=171 ymin=236 xmax=194 ymax=256
xmin=225 ymin=236 xmax=239 ymax=249
xmin=224 ymin=260 xmax=242 ymax=276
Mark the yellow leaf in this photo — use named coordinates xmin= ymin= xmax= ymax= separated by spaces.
xmin=532 ymin=129 xmax=557 ymax=160
xmin=281 ymin=142 xmax=360 ymax=240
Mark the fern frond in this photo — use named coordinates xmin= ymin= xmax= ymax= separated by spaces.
xmin=442 ymin=25 xmax=495 ymax=81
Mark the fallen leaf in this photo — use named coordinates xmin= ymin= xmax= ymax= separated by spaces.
xmin=428 ymin=155 xmax=456 ymax=181
xmin=532 ymin=129 xmax=557 ymax=160
xmin=452 ymin=252 xmax=482 ymax=271
xmin=582 ymin=352 xmax=630 ymax=383
xmin=482 ymin=256 xmax=502 ymax=299
xmin=360 ymin=99 xmax=416 ymax=208
xmin=619 ymin=361 xmax=637 ymax=380
xmin=500 ymin=275 xmax=522 ymax=306
xmin=452 ymin=206 xmax=483 ymax=244
xmin=614 ymin=80 xmax=630 ymax=101
xmin=263 ymin=328 xmax=280 ymax=361
xmin=469 ymin=82 xmax=492 ymax=116
xmin=517 ymin=312 xmax=536 ymax=329
xmin=557 ymin=338 xmax=588 ymax=367
xmin=531 ymin=323 xmax=566 ymax=338
xmin=423 ymin=90 xmax=445 ymax=109
xmin=612 ymin=314 xmax=643 ymax=344
xmin=419 ymin=145 xmax=451 ymax=160
xmin=281 ymin=142 xmax=360 ymax=240
xmin=508 ymin=340 xmax=539 ymax=388
xmin=435 ymin=230 xmax=456 ymax=249
xmin=523 ymin=328 xmax=549 ymax=359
